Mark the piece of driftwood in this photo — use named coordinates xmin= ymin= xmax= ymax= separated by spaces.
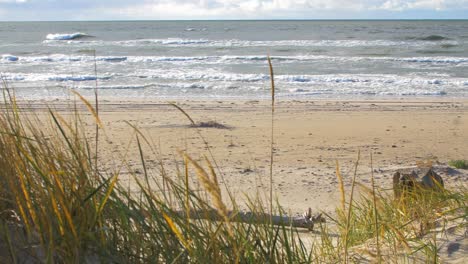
xmin=179 ymin=207 xmax=325 ymax=231
xmin=393 ymin=167 xmax=444 ymax=199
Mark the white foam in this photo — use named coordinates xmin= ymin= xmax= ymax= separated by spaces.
xmin=188 ymin=39 xmax=452 ymax=48
xmin=48 ymin=75 xmax=104 ymax=82
xmin=0 ymin=73 xmax=112 ymax=82
xmin=12 ymin=54 xmax=126 ymax=63
xmin=395 ymin=57 xmax=468 ymax=64
xmin=288 ymin=88 xmax=310 ymax=93
xmin=42 ymin=37 xmax=459 ymax=48
xmin=98 ymin=56 xmax=127 ymax=62
xmin=144 ymin=70 xmax=270 ymax=82
xmin=11 ymin=54 xmax=468 ymax=67
xmin=1 ymin=74 xmax=25 ymax=81
xmin=77 ymin=84 xmax=150 ymax=90
xmin=278 ymin=75 xmax=375 ymax=84
xmin=45 ymin=32 xmax=90 ymax=40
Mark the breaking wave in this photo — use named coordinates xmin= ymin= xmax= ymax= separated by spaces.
xmin=43 ymin=38 xmax=459 ymax=48
xmin=4 ymin=54 xmax=468 ymax=66
xmin=45 ymin=32 xmax=91 ymax=40
xmin=1 ymin=54 xmax=18 ymax=62
xmin=418 ymin=35 xmax=449 ymax=41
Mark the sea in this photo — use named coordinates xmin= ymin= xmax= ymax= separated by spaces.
xmin=1 ymin=20 xmax=467 ymax=100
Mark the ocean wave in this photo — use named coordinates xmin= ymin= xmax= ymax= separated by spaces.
xmin=269 ymin=74 xmax=450 ymax=86
xmin=6 ymin=54 xmax=127 ymax=63
xmin=98 ymin=56 xmax=127 ymax=62
xmin=43 ymin=37 xmax=459 ymax=48
xmin=140 ymin=70 xmax=456 ymax=87
xmin=77 ymin=84 xmax=150 ymax=90
xmin=118 ymin=38 xmax=211 ymax=46
xmin=418 ymin=35 xmax=449 ymax=41
xmin=1 ymin=54 xmax=18 ymax=62
xmin=2 ymin=71 xmax=462 ymax=98
xmin=394 ymin=57 xmax=468 ymax=64
xmin=9 ymin=54 xmax=467 ymax=66
xmin=46 ymin=32 xmax=91 ymax=40
xmin=184 ymin=27 xmax=207 ymax=32
xmin=156 ymin=83 xmax=207 ymax=90
xmin=147 ymin=71 xmax=270 ymax=82
xmin=440 ymin=43 xmax=458 ymax=48
xmin=132 ymin=56 xmax=211 ymax=62
xmin=48 ymin=75 xmax=111 ymax=82
xmin=285 ymin=86 xmax=449 ymax=97
xmin=278 ymin=75 xmax=374 ymax=84
xmin=1 ymin=73 xmax=112 ymax=82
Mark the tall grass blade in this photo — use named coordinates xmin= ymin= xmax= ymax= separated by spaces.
xmin=93 ymin=50 xmax=100 ymax=181
xmin=169 ymin=103 xmax=196 ymax=125
xmin=70 ymin=90 xmax=103 ymax=129
xmin=344 ymin=150 xmax=361 ymax=263
xmin=97 ymin=174 xmax=118 ymax=215
xmin=370 ymin=153 xmax=381 ymax=263
xmin=162 ymin=212 xmax=190 ymax=251
xmin=267 ymin=56 xmax=275 ymax=222
xmin=336 ymin=160 xmax=346 ymax=213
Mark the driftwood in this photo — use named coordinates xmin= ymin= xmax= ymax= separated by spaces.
xmin=393 ymin=167 xmax=444 ymax=199
xmin=179 ymin=208 xmax=325 ymax=231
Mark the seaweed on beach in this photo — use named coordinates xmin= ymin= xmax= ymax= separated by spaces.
xmin=190 ymin=120 xmax=231 ymax=129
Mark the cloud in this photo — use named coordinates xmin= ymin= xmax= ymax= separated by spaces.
xmin=103 ymin=0 xmax=371 ymax=19
xmin=0 ymin=0 xmax=27 ymax=3
xmin=105 ymin=0 xmax=468 ymax=19
xmin=375 ymin=0 xmax=458 ymax=11
xmin=0 ymin=0 xmax=467 ymax=20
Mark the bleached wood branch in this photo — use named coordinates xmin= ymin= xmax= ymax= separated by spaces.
xmin=178 ymin=207 xmax=325 ymax=231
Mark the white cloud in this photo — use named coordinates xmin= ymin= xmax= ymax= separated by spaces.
xmin=376 ymin=0 xmax=453 ymax=10
xmin=107 ymin=0 xmax=376 ymax=19
xmin=110 ymin=0 xmax=468 ymax=19
xmin=0 ymin=0 xmax=467 ymax=20
xmin=0 ymin=0 xmax=27 ymax=3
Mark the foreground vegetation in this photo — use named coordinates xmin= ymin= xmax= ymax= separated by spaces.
xmin=0 ymin=88 xmax=466 ymax=263
xmin=449 ymin=160 xmax=468 ymax=170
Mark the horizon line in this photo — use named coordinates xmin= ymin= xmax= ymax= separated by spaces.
xmin=1 ymin=18 xmax=468 ymax=22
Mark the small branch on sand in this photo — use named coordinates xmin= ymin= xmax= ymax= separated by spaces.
xmin=177 ymin=207 xmax=326 ymax=231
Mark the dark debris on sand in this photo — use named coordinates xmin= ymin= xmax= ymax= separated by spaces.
xmin=190 ymin=121 xmax=231 ymax=129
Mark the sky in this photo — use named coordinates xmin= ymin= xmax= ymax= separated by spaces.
xmin=0 ymin=0 xmax=467 ymax=21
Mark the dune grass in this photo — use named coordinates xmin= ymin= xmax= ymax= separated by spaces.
xmin=0 ymin=73 xmax=466 ymax=262
xmin=449 ymin=160 xmax=468 ymax=170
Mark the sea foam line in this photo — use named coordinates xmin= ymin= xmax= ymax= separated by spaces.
xmin=43 ymin=38 xmax=460 ymax=48
xmin=3 ymin=54 xmax=468 ymax=65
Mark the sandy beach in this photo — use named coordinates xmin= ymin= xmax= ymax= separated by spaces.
xmin=24 ymin=97 xmax=468 ymax=215
xmin=5 ymin=96 xmax=465 ymax=263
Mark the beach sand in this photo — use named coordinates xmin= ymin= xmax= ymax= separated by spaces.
xmin=19 ymin=97 xmax=468 ymax=262
xmin=26 ymin=98 xmax=468 ymax=214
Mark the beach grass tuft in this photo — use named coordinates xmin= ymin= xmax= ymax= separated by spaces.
xmin=449 ymin=159 xmax=468 ymax=169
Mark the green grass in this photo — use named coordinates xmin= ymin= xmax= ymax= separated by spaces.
xmin=449 ymin=159 xmax=468 ymax=169
xmin=0 ymin=78 xmax=466 ymax=262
